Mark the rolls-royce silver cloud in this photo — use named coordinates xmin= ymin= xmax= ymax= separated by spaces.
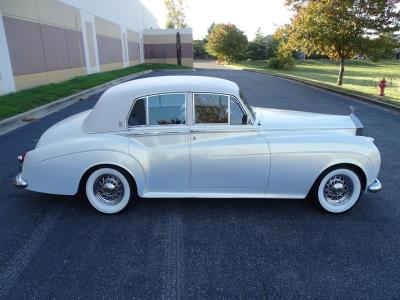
xmin=14 ymin=76 xmax=381 ymax=214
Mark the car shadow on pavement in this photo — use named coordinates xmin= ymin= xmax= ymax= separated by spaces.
xmin=25 ymin=190 xmax=393 ymax=223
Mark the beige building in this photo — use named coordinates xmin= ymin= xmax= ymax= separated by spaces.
xmin=0 ymin=0 xmax=193 ymax=95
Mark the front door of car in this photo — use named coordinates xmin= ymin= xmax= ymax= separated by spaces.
xmin=127 ymin=93 xmax=190 ymax=194
xmin=189 ymin=93 xmax=270 ymax=195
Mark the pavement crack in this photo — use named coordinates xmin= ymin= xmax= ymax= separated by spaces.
xmin=162 ymin=201 xmax=184 ymax=300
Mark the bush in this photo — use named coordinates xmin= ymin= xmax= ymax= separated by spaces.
xmin=267 ymin=56 xmax=295 ymax=69
xmin=244 ymin=42 xmax=267 ymax=60
xmin=267 ymin=57 xmax=282 ymax=69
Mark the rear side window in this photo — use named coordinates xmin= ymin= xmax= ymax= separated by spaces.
xmin=194 ymin=94 xmax=228 ymax=124
xmin=148 ymin=94 xmax=185 ymax=125
xmin=127 ymin=94 xmax=186 ymax=127
xmin=128 ymin=98 xmax=146 ymax=126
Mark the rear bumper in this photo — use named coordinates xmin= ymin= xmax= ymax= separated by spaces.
xmin=367 ymin=178 xmax=381 ymax=193
xmin=14 ymin=172 xmax=28 ymax=188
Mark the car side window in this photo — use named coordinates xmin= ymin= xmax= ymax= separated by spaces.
xmin=148 ymin=94 xmax=186 ymax=125
xmin=230 ymin=97 xmax=248 ymax=125
xmin=128 ymin=98 xmax=146 ymax=126
xmin=194 ymin=94 xmax=228 ymax=124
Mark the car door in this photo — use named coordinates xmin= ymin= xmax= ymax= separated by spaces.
xmin=189 ymin=93 xmax=270 ymax=195
xmin=127 ymin=93 xmax=190 ymax=193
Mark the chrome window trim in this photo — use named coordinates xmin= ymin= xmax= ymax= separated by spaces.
xmin=230 ymin=95 xmax=250 ymax=125
xmin=126 ymin=97 xmax=147 ymax=128
xmin=126 ymin=92 xmax=187 ymax=128
xmin=239 ymin=90 xmax=255 ymax=123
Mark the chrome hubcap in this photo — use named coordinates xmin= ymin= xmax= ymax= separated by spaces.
xmin=323 ymin=175 xmax=354 ymax=205
xmin=94 ymin=174 xmax=124 ymax=205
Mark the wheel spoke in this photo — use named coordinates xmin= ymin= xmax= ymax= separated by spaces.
xmin=93 ymin=174 xmax=125 ymax=205
xmin=323 ymin=174 xmax=354 ymax=205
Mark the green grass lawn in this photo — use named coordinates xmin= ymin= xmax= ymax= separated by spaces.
xmin=0 ymin=63 xmax=187 ymax=121
xmin=234 ymin=59 xmax=400 ymax=106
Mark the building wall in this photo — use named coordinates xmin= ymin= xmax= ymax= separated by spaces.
xmin=143 ymin=28 xmax=193 ymax=68
xmin=0 ymin=0 xmax=86 ymax=91
xmin=0 ymin=1 xmax=195 ymax=97
xmin=127 ymin=29 xmax=141 ymax=66
xmin=95 ymin=16 xmax=123 ymax=72
xmin=0 ymin=0 xmax=158 ymax=95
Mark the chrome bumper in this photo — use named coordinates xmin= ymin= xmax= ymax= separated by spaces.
xmin=368 ymin=179 xmax=381 ymax=193
xmin=14 ymin=172 xmax=28 ymax=188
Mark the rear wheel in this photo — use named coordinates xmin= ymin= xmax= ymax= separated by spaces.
xmin=313 ymin=168 xmax=362 ymax=214
xmin=85 ymin=167 xmax=131 ymax=214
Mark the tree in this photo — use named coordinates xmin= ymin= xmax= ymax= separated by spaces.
xmin=254 ymin=27 xmax=265 ymax=45
xmin=165 ymin=20 xmax=175 ymax=29
xmin=193 ymin=40 xmax=209 ymax=59
xmin=207 ymin=23 xmax=216 ymax=37
xmin=244 ymin=42 xmax=267 ymax=60
xmin=244 ymin=28 xmax=267 ymax=60
xmin=164 ymin=0 xmax=187 ymax=28
xmin=264 ymin=35 xmax=279 ymax=58
xmin=205 ymin=23 xmax=248 ymax=63
xmin=284 ymin=0 xmax=400 ymax=85
xmin=364 ymin=33 xmax=400 ymax=61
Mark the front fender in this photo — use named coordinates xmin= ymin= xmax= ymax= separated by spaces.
xmin=264 ymin=132 xmax=381 ymax=198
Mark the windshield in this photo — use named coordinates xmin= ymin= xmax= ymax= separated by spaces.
xmin=239 ymin=91 xmax=255 ymax=121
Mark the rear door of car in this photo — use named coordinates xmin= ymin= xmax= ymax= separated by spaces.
xmin=189 ymin=93 xmax=270 ymax=196
xmin=127 ymin=93 xmax=190 ymax=193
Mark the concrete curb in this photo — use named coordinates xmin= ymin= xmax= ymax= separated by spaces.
xmin=0 ymin=70 xmax=153 ymax=136
xmin=242 ymin=68 xmax=400 ymax=113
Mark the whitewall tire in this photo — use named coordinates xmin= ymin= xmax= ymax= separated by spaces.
xmin=85 ymin=167 xmax=131 ymax=214
xmin=314 ymin=168 xmax=362 ymax=214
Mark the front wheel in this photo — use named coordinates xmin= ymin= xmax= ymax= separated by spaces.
xmin=313 ymin=168 xmax=362 ymax=214
xmin=85 ymin=167 xmax=132 ymax=214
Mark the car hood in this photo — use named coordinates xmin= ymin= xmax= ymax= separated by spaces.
xmin=253 ymin=107 xmax=356 ymax=131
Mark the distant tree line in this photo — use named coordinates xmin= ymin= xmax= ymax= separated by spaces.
xmin=193 ymin=25 xmax=281 ymax=62
xmin=193 ymin=0 xmax=399 ymax=84
xmin=193 ymin=24 xmax=295 ymax=69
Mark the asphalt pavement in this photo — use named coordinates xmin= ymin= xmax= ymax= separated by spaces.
xmin=0 ymin=69 xmax=399 ymax=299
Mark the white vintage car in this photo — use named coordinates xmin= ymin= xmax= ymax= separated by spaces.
xmin=14 ymin=76 xmax=381 ymax=214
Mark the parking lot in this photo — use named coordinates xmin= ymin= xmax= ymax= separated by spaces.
xmin=0 ymin=69 xmax=399 ymax=299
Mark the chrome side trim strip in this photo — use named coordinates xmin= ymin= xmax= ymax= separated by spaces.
xmin=190 ymin=129 xmax=257 ymax=134
xmin=119 ymin=131 xmax=188 ymax=137
xmin=119 ymin=128 xmax=257 ymax=137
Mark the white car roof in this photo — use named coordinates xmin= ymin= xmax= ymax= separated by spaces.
xmin=83 ymin=76 xmax=240 ymax=133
